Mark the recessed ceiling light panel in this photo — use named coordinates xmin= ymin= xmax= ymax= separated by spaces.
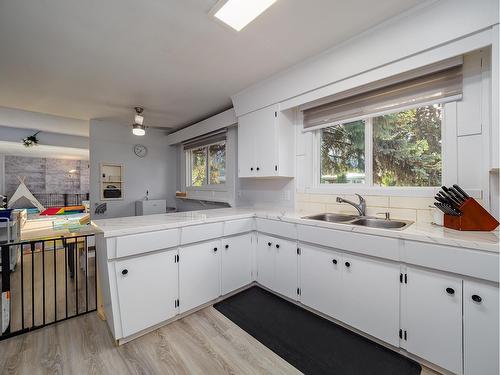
xmin=212 ymin=0 xmax=277 ymax=31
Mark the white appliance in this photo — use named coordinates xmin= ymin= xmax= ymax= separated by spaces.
xmin=135 ymin=199 xmax=166 ymax=216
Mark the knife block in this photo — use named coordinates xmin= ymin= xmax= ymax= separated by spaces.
xmin=444 ymin=198 xmax=499 ymax=231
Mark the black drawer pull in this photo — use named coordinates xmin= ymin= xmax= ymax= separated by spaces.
xmin=332 ymin=259 xmax=337 ymax=264
xmin=225 ymin=244 xmax=229 ymax=249
xmin=446 ymin=287 xmax=455 ymax=295
xmin=250 ymin=167 xmax=253 ymax=171
xmin=471 ymin=294 xmax=482 ymax=303
xmin=256 ymin=167 xmax=260 ymax=171
xmin=275 ymin=244 xmax=280 ymax=249
xmin=345 ymin=262 xmax=350 ymax=268
xmin=268 ymin=242 xmax=272 ymax=246
xmin=121 ymin=269 xmax=128 ymax=276
xmin=213 ymin=247 xmax=218 ymax=252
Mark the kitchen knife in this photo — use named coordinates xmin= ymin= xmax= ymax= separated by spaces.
xmin=438 ymin=189 xmax=462 ymax=206
xmin=441 ymin=186 xmax=464 ymax=205
xmin=435 ymin=202 xmax=461 ymax=216
xmin=452 ymin=184 xmax=470 ymax=200
xmin=435 ymin=195 xmax=457 ymax=209
xmin=436 ymin=193 xmax=459 ymax=208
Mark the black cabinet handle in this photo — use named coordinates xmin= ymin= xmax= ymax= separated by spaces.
xmin=121 ymin=269 xmax=128 ymax=276
xmin=213 ymin=247 xmax=218 ymax=252
xmin=446 ymin=287 xmax=455 ymax=295
xmin=256 ymin=167 xmax=260 ymax=171
xmin=268 ymin=242 xmax=272 ymax=246
xmin=275 ymin=244 xmax=280 ymax=249
xmin=250 ymin=167 xmax=254 ymax=171
xmin=225 ymin=244 xmax=229 ymax=249
xmin=332 ymin=259 xmax=337 ymax=264
xmin=471 ymin=294 xmax=482 ymax=303
xmin=345 ymin=262 xmax=350 ymax=268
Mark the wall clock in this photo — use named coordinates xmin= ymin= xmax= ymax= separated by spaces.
xmin=134 ymin=144 xmax=148 ymax=158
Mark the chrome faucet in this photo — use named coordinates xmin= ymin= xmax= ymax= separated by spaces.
xmin=336 ymin=194 xmax=366 ymax=216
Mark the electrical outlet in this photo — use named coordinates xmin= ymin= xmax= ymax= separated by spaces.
xmin=281 ymin=190 xmax=291 ymax=201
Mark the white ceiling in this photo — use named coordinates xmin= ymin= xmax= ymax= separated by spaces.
xmin=0 ymin=0 xmax=421 ymax=131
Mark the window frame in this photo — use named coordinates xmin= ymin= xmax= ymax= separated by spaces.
xmin=185 ymin=139 xmax=227 ymax=190
xmin=309 ymin=102 xmax=451 ymax=196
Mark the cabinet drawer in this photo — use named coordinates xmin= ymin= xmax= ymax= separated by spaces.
xmin=255 ymin=218 xmax=296 ymax=239
xmin=297 ymin=224 xmax=399 ymax=260
xmin=115 ymin=229 xmax=179 ymax=258
xmin=224 ymin=218 xmax=254 ymax=236
xmin=403 ymin=241 xmax=499 ymax=282
xmin=181 ymin=222 xmax=224 ymax=245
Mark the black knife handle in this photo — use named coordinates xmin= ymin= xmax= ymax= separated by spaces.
xmin=453 ymin=184 xmax=470 ymax=199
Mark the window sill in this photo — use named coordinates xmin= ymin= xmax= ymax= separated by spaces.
xmin=186 ymin=184 xmax=227 ymax=192
xmin=302 ymin=185 xmax=482 ymax=198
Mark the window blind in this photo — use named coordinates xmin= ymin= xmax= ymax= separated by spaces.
xmin=182 ymin=129 xmax=227 ymax=150
xmin=302 ymin=59 xmax=463 ymax=131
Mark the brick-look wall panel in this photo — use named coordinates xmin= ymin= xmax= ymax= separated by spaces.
xmin=4 ymin=155 xmax=89 ymax=197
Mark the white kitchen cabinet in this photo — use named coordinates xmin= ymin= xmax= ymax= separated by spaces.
xmin=464 ymin=280 xmax=499 ymax=375
xmin=299 ymin=244 xmax=342 ymax=319
xmin=221 ymin=234 xmax=252 ymax=295
xmin=256 ymin=234 xmax=275 ymax=289
xmin=179 ymin=240 xmax=221 ymax=313
xmin=238 ymin=104 xmax=294 ymax=178
xmin=274 ymin=237 xmax=298 ymax=300
xmin=257 ymin=234 xmax=298 ymax=299
xmin=115 ymin=249 xmax=178 ymax=337
xmin=404 ymin=267 xmax=462 ymax=375
xmin=341 ymin=253 xmax=400 ymax=346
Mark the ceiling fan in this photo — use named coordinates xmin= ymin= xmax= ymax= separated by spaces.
xmin=132 ymin=106 xmax=146 ymax=136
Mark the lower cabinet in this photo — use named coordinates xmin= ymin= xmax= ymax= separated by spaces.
xmin=274 ymin=237 xmax=298 ymax=300
xmin=115 ymin=249 xmax=178 ymax=337
xmin=257 ymin=234 xmax=276 ymax=289
xmin=463 ymin=280 xmax=499 ymax=375
xmin=300 ymin=244 xmax=342 ymax=319
xmin=221 ymin=234 xmax=252 ymax=295
xmin=257 ymin=234 xmax=298 ymax=300
xmin=404 ymin=267 xmax=463 ymax=375
xmin=341 ymin=253 xmax=400 ymax=346
xmin=179 ymin=240 xmax=221 ymax=313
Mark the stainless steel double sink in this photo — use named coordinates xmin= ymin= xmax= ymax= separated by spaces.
xmin=302 ymin=213 xmax=413 ymax=230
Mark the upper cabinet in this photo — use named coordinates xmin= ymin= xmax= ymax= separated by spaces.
xmin=237 ymin=104 xmax=294 ymax=178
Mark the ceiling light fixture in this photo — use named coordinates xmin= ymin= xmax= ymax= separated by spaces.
xmin=132 ymin=106 xmax=146 ymax=136
xmin=211 ymin=0 xmax=277 ymax=31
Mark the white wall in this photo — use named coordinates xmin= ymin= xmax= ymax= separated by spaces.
xmin=231 ymin=0 xmax=498 ymax=116
xmin=89 ymin=120 xmax=177 ymax=219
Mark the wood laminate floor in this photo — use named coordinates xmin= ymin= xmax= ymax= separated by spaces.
xmin=0 ymin=307 xmax=440 ymax=375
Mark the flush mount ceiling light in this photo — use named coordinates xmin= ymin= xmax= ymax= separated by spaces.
xmin=211 ymin=0 xmax=277 ymax=31
xmin=132 ymin=106 xmax=146 ymax=136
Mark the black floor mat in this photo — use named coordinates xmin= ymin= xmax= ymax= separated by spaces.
xmin=214 ymin=286 xmax=421 ymax=375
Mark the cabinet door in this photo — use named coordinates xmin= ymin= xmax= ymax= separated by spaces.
xmin=257 ymin=234 xmax=275 ymax=289
xmin=221 ymin=234 xmax=252 ymax=295
xmin=464 ymin=280 xmax=499 ymax=375
xmin=237 ymin=111 xmax=255 ymax=178
xmin=115 ymin=249 xmax=178 ymax=337
xmin=405 ymin=267 xmax=462 ymax=374
xmin=341 ymin=253 xmax=400 ymax=346
xmin=253 ymin=105 xmax=278 ymax=176
xmin=179 ymin=240 xmax=221 ymax=313
xmin=274 ymin=237 xmax=298 ymax=300
xmin=300 ymin=244 xmax=342 ymax=319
